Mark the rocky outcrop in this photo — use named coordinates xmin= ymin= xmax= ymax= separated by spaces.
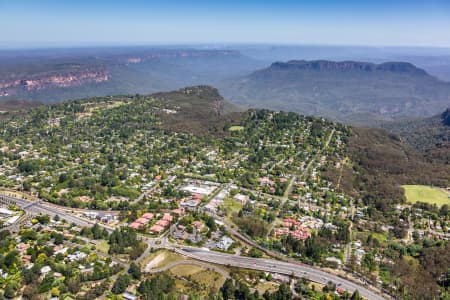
xmin=0 ymin=68 xmax=108 ymax=96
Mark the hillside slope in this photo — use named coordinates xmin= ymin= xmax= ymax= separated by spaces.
xmin=220 ymin=60 xmax=450 ymax=125
xmin=1 ymin=85 xmax=447 ymax=213
xmin=383 ymin=108 xmax=450 ymax=164
xmin=331 ymin=127 xmax=450 ymax=212
xmin=152 ymin=86 xmax=244 ymax=136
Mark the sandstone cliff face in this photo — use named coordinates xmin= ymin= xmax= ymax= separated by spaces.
xmin=0 ymin=49 xmax=242 ymax=98
xmin=0 ymin=68 xmax=108 ymax=96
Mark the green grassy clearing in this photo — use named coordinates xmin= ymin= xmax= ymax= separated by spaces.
xmin=169 ymin=264 xmax=204 ymax=276
xmin=95 ymin=240 xmax=110 ymax=254
xmin=256 ymin=281 xmax=279 ymax=294
xmin=170 ymin=264 xmax=226 ymax=292
xmin=222 ymin=197 xmax=243 ymax=217
xmin=403 ymin=185 xmax=449 ymax=207
xmin=171 ymin=265 xmax=225 ymax=288
xmin=191 ymin=269 xmax=225 ymax=290
xmin=229 ymin=125 xmax=244 ymax=131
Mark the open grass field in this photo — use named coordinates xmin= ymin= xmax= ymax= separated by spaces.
xmin=170 ymin=264 xmax=204 ymax=276
xmin=355 ymin=231 xmax=388 ymax=245
xmin=228 ymin=125 xmax=244 ymax=131
xmin=222 ymin=198 xmax=243 ymax=217
xmin=256 ymin=281 xmax=279 ymax=294
xmin=95 ymin=240 xmax=110 ymax=254
xmin=170 ymin=265 xmax=225 ymax=289
xmin=403 ymin=185 xmax=449 ymax=207
xmin=169 ymin=263 xmax=226 ymax=293
xmin=191 ymin=269 xmax=225 ymax=290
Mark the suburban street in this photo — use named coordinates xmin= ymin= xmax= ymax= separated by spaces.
xmin=1 ymin=192 xmax=387 ymax=299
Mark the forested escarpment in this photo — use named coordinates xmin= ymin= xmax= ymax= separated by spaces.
xmin=384 ymin=108 xmax=450 ymax=164
xmin=325 ymin=127 xmax=450 ymax=212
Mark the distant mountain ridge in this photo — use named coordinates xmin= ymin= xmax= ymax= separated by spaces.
xmin=0 ymin=48 xmax=264 ymax=104
xmin=220 ymin=59 xmax=450 ymax=125
xmin=270 ymin=60 xmax=427 ymax=75
xmin=2 ymin=49 xmax=450 ymax=127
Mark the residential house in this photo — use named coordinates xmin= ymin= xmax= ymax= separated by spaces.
xmin=162 ymin=213 xmax=173 ymax=222
xmin=129 ymin=222 xmax=143 ymax=230
xmin=156 ymin=219 xmax=169 ymax=227
xmin=142 ymin=212 xmax=154 ymax=220
xmin=149 ymin=224 xmax=165 ymax=234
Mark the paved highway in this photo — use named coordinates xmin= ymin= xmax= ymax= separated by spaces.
xmin=177 ymin=247 xmax=385 ymax=300
xmin=0 ymin=194 xmax=114 ymax=232
xmin=2 ymin=193 xmax=387 ymax=299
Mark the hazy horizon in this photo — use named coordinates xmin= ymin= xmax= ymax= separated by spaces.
xmin=2 ymin=0 xmax=450 ymax=48
xmin=2 ymin=42 xmax=450 ymax=52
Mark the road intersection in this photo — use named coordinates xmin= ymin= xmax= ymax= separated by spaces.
xmin=1 ymin=193 xmax=387 ymax=299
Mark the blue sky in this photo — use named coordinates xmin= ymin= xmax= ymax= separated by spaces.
xmin=1 ymin=0 xmax=450 ymax=48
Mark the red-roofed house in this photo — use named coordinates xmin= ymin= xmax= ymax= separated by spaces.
xmin=16 ymin=242 xmax=30 ymax=253
xmin=171 ymin=208 xmax=185 ymax=216
xmin=162 ymin=213 xmax=173 ymax=222
xmin=192 ymin=221 xmax=204 ymax=230
xmin=135 ymin=217 xmax=150 ymax=225
xmin=259 ymin=177 xmax=274 ymax=185
xmin=156 ymin=219 xmax=169 ymax=227
xmin=283 ymin=218 xmax=300 ymax=228
xmin=275 ymin=225 xmax=310 ymax=241
xmin=129 ymin=222 xmax=143 ymax=230
xmin=192 ymin=193 xmax=204 ymax=201
xmin=142 ymin=213 xmax=154 ymax=220
xmin=275 ymin=227 xmax=290 ymax=236
xmin=149 ymin=224 xmax=165 ymax=234
xmin=22 ymin=255 xmax=32 ymax=266
xmin=291 ymin=229 xmax=310 ymax=241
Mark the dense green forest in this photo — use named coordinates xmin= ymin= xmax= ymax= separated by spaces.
xmin=383 ymin=108 xmax=450 ymax=164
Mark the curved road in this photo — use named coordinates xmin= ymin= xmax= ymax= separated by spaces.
xmin=2 ymin=193 xmax=386 ymax=299
xmin=177 ymin=247 xmax=385 ymax=300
